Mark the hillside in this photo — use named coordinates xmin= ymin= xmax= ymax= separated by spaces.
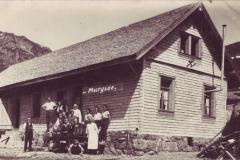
xmin=0 ymin=31 xmax=51 ymax=71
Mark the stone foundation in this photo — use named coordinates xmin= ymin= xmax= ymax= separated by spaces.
xmin=1 ymin=129 xmax=210 ymax=155
xmin=104 ymin=130 xmax=210 ymax=155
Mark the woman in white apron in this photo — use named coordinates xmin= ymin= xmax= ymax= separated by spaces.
xmin=86 ymin=116 xmax=99 ymax=154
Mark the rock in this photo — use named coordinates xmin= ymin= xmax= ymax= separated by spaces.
xmin=118 ymin=141 xmax=126 ymax=150
xmin=176 ymin=140 xmax=188 ymax=151
xmin=103 ymin=144 xmax=112 ymax=155
xmin=116 ymin=149 xmax=123 ymax=155
xmin=133 ymin=139 xmax=148 ymax=151
xmin=108 ymin=142 xmax=118 ymax=155
xmin=162 ymin=141 xmax=178 ymax=152
xmin=183 ymin=146 xmax=193 ymax=152
xmin=134 ymin=151 xmax=144 ymax=156
xmin=145 ymin=140 xmax=158 ymax=152
xmin=146 ymin=150 xmax=156 ymax=155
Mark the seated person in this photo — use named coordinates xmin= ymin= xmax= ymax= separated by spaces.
xmin=71 ymin=117 xmax=85 ymax=140
xmin=43 ymin=122 xmax=54 ymax=146
xmin=60 ymin=118 xmax=72 ymax=145
xmin=54 ymin=113 xmax=64 ymax=130
xmin=68 ymin=139 xmax=84 ymax=156
xmin=68 ymin=110 xmax=76 ymax=126
xmin=52 ymin=119 xmax=63 ymax=148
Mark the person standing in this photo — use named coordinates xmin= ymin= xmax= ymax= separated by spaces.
xmin=55 ymin=101 xmax=65 ymax=115
xmin=93 ymin=107 xmax=102 ymax=129
xmin=99 ymin=105 xmax=111 ymax=142
xmin=23 ymin=118 xmax=33 ymax=152
xmin=72 ymin=104 xmax=82 ymax=123
xmin=86 ymin=116 xmax=99 ymax=155
xmin=42 ymin=97 xmax=57 ymax=131
xmin=84 ymin=108 xmax=93 ymax=124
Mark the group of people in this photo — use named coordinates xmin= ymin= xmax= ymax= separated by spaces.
xmin=23 ymin=97 xmax=111 ymax=156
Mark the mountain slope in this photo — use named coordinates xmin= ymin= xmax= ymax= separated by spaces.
xmin=0 ymin=31 xmax=51 ymax=71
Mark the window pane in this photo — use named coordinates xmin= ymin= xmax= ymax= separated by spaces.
xmin=180 ymin=33 xmax=188 ymax=54
xmin=204 ymin=86 xmax=215 ymax=116
xmin=160 ymin=76 xmax=173 ymax=111
xmin=191 ymin=36 xmax=200 ymax=57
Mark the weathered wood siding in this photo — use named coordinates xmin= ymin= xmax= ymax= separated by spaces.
xmin=82 ymin=77 xmax=141 ymax=131
xmin=141 ymin=18 xmax=227 ymax=138
xmin=2 ymin=66 xmax=142 ymax=132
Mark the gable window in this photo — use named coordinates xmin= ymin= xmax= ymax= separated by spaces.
xmin=159 ymin=76 xmax=175 ymax=112
xmin=32 ymin=93 xmax=41 ymax=118
xmin=203 ymin=86 xmax=216 ymax=117
xmin=180 ymin=32 xmax=202 ymax=58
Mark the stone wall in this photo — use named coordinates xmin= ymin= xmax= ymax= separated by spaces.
xmin=1 ymin=129 xmax=210 ymax=155
xmin=104 ymin=130 xmax=210 ymax=156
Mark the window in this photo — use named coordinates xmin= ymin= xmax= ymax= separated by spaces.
xmin=159 ymin=76 xmax=174 ymax=111
xmin=203 ymin=86 xmax=216 ymax=117
xmin=32 ymin=93 xmax=41 ymax=118
xmin=180 ymin=32 xmax=202 ymax=58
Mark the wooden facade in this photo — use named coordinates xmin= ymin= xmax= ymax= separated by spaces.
xmin=140 ymin=17 xmax=227 ymax=138
xmin=1 ymin=63 xmax=142 ymax=132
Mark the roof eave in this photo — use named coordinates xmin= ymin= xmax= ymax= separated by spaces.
xmin=0 ymin=55 xmax=137 ymax=92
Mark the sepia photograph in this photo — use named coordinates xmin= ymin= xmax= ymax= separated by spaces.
xmin=0 ymin=0 xmax=240 ymax=159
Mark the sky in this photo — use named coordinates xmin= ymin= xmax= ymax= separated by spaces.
xmin=0 ymin=0 xmax=239 ymax=51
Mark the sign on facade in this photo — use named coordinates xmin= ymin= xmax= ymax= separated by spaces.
xmin=82 ymin=83 xmax=123 ymax=95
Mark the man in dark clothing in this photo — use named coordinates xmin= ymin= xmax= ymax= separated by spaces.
xmin=24 ymin=118 xmax=33 ymax=152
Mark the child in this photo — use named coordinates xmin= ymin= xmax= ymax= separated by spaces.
xmin=68 ymin=139 xmax=84 ymax=156
xmin=72 ymin=104 xmax=82 ymax=123
xmin=23 ymin=118 xmax=33 ymax=152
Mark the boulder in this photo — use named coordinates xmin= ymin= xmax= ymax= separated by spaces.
xmin=108 ymin=141 xmax=118 ymax=155
xmin=162 ymin=141 xmax=178 ymax=152
xmin=116 ymin=149 xmax=124 ymax=155
xmin=132 ymin=139 xmax=148 ymax=151
xmin=146 ymin=150 xmax=156 ymax=155
xmin=134 ymin=151 xmax=144 ymax=156
xmin=145 ymin=140 xmax=158 ymax=152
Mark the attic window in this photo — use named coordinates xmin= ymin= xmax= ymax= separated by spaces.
xmin=180 ymin=32 xmax=202 ymax=58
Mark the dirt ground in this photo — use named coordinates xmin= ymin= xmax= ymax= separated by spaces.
xmin=0 ymin=148 xmax=202 ymax=160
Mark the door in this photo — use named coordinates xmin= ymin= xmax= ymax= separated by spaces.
xmin=12 ymin=98 xmax=20 ymax=128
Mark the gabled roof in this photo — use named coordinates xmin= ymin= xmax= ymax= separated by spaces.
xmin=0 ymin=2 xmax=210 ymax=90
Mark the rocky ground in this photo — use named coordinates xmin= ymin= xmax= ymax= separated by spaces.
xmin=0 ymin=148 xmax=201 ymax=160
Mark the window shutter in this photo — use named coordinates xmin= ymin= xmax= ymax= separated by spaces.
xmin=211 ymin=92 xmax=216 ymax=117
xmin=159 ymin=76 xmax=161 ymax=110
xmin=168 ymin=79 xmax=175 ymax=111
xmin=196 ymin=39 xmax=202 ymax=58
xmin=185 ymin=36 xmax=191 ymax=55
xmin=201 ymin=85 xmax=205 ymax=115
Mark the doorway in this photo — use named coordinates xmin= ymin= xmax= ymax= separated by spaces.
xmin=12 ymin=98 xmax=20 ymax=128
